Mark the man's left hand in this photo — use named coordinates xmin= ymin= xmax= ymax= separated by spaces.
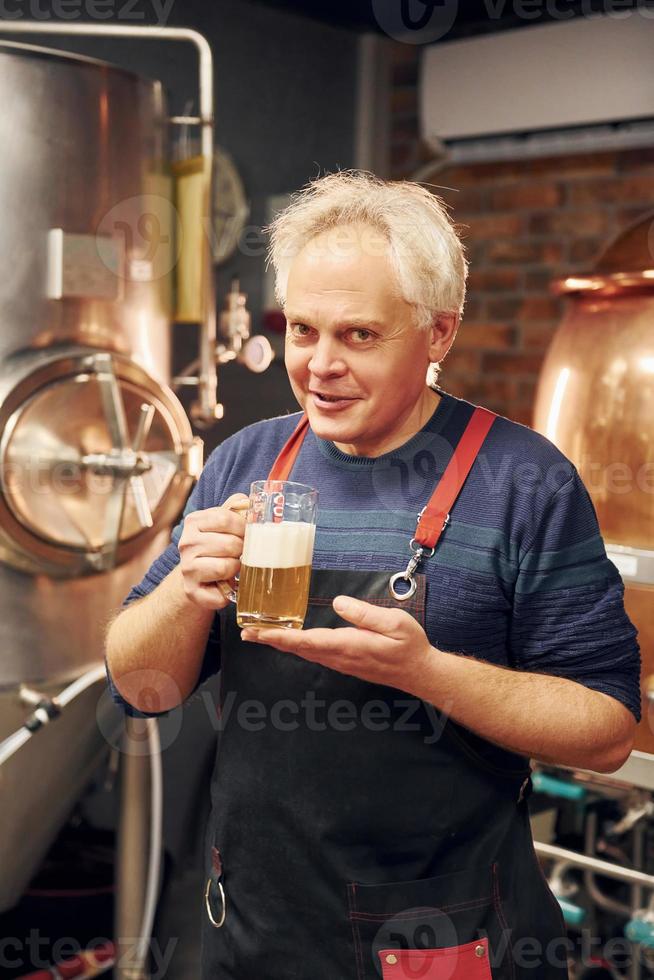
xmin=240 ymin=596 xmax=433 ymax=692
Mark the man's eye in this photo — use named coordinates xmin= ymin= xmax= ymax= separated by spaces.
xmin=350 ymin=328 xmax=373 ymax=343
xmin=288 ymin=323 xmax=312 ymax=337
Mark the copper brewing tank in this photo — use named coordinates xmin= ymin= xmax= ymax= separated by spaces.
xmin=532 ymin=214 xmax=654 ymax=764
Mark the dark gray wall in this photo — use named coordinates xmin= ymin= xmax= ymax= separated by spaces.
xmin=5 ymin=0 xmax=359 ymax=447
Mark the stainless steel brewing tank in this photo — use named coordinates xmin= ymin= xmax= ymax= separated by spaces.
xmin=0 ymin=40 xmax=173 ymax=377
xmin=0 ymin=42 xmax=200 ymax=912
xmin=0 ymin=40 xmax=198 ymax=688
xmin=532 ymin=213 xmax=654 ymax=758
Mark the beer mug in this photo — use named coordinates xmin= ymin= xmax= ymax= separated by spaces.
xmin=230 ymin=480 xmax=318 ymax=630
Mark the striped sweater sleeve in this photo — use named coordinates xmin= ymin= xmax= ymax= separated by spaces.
xmin=509 ymin=468 xmax=642 ymax=722
xmin=105 ymin=443 xmax=230 ymax=718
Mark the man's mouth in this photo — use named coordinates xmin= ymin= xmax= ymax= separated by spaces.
xmin=310 ymin=391 xmax=358 ymax=403
xmin=309 ymin=390 xmax=360 ymax=411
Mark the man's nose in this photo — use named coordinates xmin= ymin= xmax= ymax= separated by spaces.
xmin=307 ymin=338 xmax=347 ymax=377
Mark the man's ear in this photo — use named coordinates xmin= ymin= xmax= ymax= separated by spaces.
xmin=429 ymin=312 xmax=460 ymax=362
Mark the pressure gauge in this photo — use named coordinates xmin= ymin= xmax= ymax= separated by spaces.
xmin=212 ymin=147 xmax=250 ymax=265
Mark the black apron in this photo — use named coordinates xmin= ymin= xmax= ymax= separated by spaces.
xmin=201 ymin=410 xmax=570 ymax=980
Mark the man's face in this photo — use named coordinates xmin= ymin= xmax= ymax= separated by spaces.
xmin=284 ymin=225 xmax=444 ymax=457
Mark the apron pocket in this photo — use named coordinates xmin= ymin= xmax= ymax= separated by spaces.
xmin=347 ymin=864 xmax=514 ymax=980
xmin=378 ymin=937 xmax=492 ymax=979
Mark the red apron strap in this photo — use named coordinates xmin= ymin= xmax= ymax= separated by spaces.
xmin=268 ymin=406 xmax=496 ymax=549
xmin=414 ymin=407 xmax=497 ymax=549
xmin=268 ymin=414 xmax=310 ymax=481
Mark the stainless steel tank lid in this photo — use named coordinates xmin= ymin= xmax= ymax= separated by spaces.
xmin=0 ymin=38 xmax=148 ymax=82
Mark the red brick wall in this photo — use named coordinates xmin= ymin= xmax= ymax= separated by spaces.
xmin=389 ymin=44 xmax=654 ymax=427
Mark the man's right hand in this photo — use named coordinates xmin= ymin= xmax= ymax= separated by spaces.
xmin=178 ymin=492 xmax=249 ymax=610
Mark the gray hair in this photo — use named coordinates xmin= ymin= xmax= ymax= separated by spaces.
xmin=266 ymin=170 xmax=468 ymax=330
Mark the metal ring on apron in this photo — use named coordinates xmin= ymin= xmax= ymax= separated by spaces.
xmin=388 ymin=571 xmax=418 ymax=601
xmin=205 ymin=876 xmax=226 ymax=928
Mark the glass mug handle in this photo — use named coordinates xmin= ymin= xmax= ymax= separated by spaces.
xmin=216 ymin=498 xmax=248 ymax=604
xmin=217 ymin=577 xmax=238 ymax=604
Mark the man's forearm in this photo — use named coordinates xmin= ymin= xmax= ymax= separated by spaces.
xmin=106 ymin=564 xmax=216 ymax=714
xmin=409 ymin=648 xmax=636 ymax=774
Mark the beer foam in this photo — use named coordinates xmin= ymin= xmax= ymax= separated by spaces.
xmin=241 ymin=521 xmax=316 ymax=569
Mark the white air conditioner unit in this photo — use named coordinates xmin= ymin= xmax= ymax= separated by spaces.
xmin=420 ymin=12 xmax=654 ymax=162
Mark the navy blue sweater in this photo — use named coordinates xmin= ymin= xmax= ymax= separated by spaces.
xmin=107 ymin=388 xmax=642 ymax=722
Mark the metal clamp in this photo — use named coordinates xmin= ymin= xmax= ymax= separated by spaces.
xmin=388 ymin=530 xmax=440 ymax=601
xmin=205 ymin=877 xmax=226 ymax=928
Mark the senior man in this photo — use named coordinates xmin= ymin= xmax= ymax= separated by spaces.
xmin=106 ymin=171 xmax=640 ymax=980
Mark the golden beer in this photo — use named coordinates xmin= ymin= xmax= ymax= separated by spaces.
xmin=236 ymin=520 xmax=316 ymax=629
